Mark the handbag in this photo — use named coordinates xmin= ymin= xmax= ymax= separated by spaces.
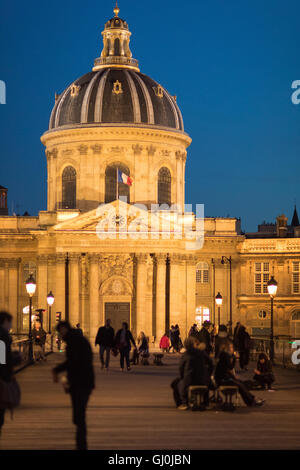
xmin=0 ymin=377 xmax=21 ymax=410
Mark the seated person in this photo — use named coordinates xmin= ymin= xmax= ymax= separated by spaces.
xmin=171 ymin=336 xmax=213 ymax=410
xmin=254 ymin=353 xmax=275 ymax=391
xmin=215 ymin=340 xmax=265 ymax=407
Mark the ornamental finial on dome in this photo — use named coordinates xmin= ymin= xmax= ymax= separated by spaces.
xmin=93 ymin=2 xmax=140 ymax=72
xmin=114 ymin=1 xmax=120 ymax=17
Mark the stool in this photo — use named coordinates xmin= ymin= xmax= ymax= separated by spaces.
xmin=188 ymin=386 xmax=208 ymax=411
xmin=218 ymin=386 xmax=238 ymax=411
xmin=153 ymin=353 xmax=163 ymax=365
xmin=141 ymin=352 xmax=150 ymax=365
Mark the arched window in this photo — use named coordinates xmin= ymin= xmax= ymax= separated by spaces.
xmin=196 ymin=262 xmax=209 ymax=283
xmin=105 ymin=163 xmax=130 ymax=204
xmin=23 ymin=262 xmax=37 ymax=283
xmin=114 ymin=38 xmax=120 ymax=56
xmin=62 ymin=166 xmax=76 ymax=209
xmin=158 ymin=167 xmax=171 ymax=206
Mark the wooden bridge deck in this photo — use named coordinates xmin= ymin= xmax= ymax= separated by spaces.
xmin=1 ymin=353 xmax=300 ymax=450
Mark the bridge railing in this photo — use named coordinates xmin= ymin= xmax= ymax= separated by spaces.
xmin=250 ymin=336 xmax=300 ymax=370
xmin=11 ymin=333 xmax=54 ymax=372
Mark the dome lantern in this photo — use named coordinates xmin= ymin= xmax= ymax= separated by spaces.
xmin=93 ymin=2 xmax=139 ymax=72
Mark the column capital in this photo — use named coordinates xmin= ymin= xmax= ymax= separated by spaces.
xmin=185 ymin=254 xmax=197 ymax=266
xmin=136 ymin=253 xmax=148 ymax=264
xmin=6 ymin=258 xmax=21 ymax=268
xmin=37 ymin=254 xmax=48 ymax=264
xmin=56 ymin=253 xmax=67 ymax=264
xmin=88 ymin=253 xmax=102 ymax=263
xmin=68 ymin=253 xmax=81 ymax=263
xmin=155 ymin=253 xmax=167 ymax=264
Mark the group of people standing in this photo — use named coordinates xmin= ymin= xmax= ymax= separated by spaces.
xmin=95 ymin=319 xmax=149 ymax=372
xmin=171 ymin=320 xmax=275 ymax=411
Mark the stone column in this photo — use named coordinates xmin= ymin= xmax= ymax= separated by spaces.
xmin=89 ymin=254 xmax=100 ymax=343
xmin=186 ymin=255 xmax=196 ymax=331
xmin=0 ymin=263 xmax=4 ymax=309
xmin=136 ymin=254 xmax=148 ymax=335
xmin=69 ymin=254 xmax=80 ymax=327
xmin=169 ymin=254 xmax=180 ymax=327
xmin=155 ymin=254 xmax=167 ymax=343
xmin=8 ymin=259 xmax=20 ymax=328
xmin=145 ymin=256 xmax=154 ymax=339
xmin=38 ymin=255 xmax=48 ymax=312
xmin=55 ymin=254 xmax=66 ymax=319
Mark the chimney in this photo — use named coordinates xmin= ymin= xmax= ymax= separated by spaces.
xmin=276 ymin=214 xmax=288 ymax=238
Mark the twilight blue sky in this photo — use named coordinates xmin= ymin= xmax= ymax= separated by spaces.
xmin=1 ymin=0 xmax=300 ymax=231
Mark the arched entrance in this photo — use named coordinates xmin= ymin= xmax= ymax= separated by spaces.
xmin=99 ymin=276 xmax=133 ymax=332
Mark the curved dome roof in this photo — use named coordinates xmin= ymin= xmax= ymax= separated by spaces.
xmin=48 ymin=4 xmax=185 ymax=134
xmin=49 ymin=69 xmax=184 ymax=132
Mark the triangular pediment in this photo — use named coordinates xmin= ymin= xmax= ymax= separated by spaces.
xmin=51 ymin=200 xmax=193 ymax=238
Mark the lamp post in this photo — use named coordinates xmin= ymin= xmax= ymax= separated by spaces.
xmin=25 ymin=274 xmax=37 ymax=363
xmin=267 ymin=276 xmax=278 ymax=363
xmin=47 ymin=291 xmax=55 ymax=334
xmin=215 ymin=292 xmax=223 ymax=327
xmin=221 ymin=256 xmax=232 ymax=334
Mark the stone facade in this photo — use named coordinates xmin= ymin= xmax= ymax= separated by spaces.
xmin=1 ymin=7 xmax=300 ymax=343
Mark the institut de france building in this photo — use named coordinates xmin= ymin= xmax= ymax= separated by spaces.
xmin=1 ymin=5 xmax=300 ymax=343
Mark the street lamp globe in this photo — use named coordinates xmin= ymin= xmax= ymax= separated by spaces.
xmin=26 ymin=274 xmax=36 ymax=297
xmin=47 ymin=291 xmax=55 ymax=306
xmin=267 ymin=276 xmax=278 ymax=297
xmin=215 ymin=292 xmax=223 ymax=306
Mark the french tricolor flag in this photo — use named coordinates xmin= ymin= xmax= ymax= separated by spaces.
xmin=118 ymin=169 xmax=133 ymax=186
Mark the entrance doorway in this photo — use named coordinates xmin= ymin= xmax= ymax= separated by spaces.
xmin=105 ymin=302 xmax=130 ymax=332
xmin=195 ymin=306 xmax=210 ymax=328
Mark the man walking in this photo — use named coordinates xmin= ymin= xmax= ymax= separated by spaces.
xmin=52 ymin=321 xmax=94 ymax=450
xmin=0 ymin=311 xmax=20 ymax=435
xmin=95 ymin=319 xmax=114 ymax=370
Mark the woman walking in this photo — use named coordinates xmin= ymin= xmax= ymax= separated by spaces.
xmin=115 ymin=322 xmax=136 ymax=372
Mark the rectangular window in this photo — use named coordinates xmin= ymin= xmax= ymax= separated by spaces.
xmin=255 ymin=262 xmax=269 ymax=294
xmin=292 ymin=262 xmax=300 ymax=294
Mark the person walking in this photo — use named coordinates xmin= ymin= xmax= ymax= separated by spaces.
xmin=189 ymin=324 xmax=198 ymax=336
xmin=52 ymin=321 xmax=95 ymax=450
xmin=169 ymin=325 xmax=176 ymax=353
xmin=214 ymin=324 xmax=228 ymax=359
xmin=173 ymin=324 xmax=182 ymax=353
xmin=171 ymin=336 xmax=213 ymax=410
xmin=237 ymin=325 xmax=251 ymax=371
xmin=159 ymin=333 xmax=170 ymax=353
xmin=115 ymin=322 xmax=136 ymax=372
xmin=95 ymin=319 xmax=115 ymax=370
xmin=0 ymin=311 xmax=21 ymax=436
xmin=32 ymin=321 xmax=47 ymax=361
xmin=197 ymin=321 xmax=213 ymax=355
xmin=215 ymin=340 xmax=264 ymax=407
xmin=254 ymin=353 xmax=275 ymax=391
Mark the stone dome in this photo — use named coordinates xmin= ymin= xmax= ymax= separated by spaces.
xmin=48 ymin=3 xmax=185 ymax=133
xmin=49 ymin=68 xmax=184 ymax=132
